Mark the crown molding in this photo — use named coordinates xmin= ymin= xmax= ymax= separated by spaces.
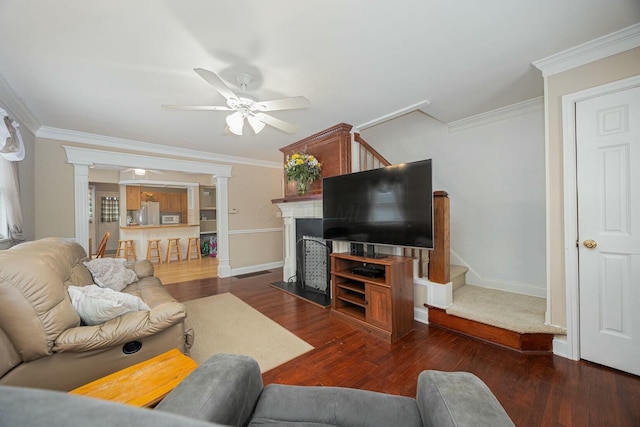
xmin=533 ymin=23 xmax=640 ymax=77
xmin=0 ymin=74 xmax=41 ymax=134
xmin=353 ymin=99 xmax=431 ymax=132
xmin=447 ymin=96 xmax=543 ymax=133
xmin=37 ymin=126 xmax=282 ymax=169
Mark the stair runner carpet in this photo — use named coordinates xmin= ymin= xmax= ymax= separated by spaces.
xmin=447 ymin=285 xmax=566 ymax=335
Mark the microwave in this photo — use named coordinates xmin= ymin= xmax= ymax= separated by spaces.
xmin=161 ymin=215 xmax=180 ymax=224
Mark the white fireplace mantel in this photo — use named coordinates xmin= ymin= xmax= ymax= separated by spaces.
xmin=275 ymin=199 xmax=324 ymax=281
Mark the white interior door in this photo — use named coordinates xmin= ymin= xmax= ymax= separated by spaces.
xmin=576 ymin=85 xmax=640 ymax=376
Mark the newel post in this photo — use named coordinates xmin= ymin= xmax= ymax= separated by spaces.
xmin=428 ymin=191 xmax=450 ymax=284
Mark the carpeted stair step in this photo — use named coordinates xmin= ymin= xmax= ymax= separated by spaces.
xmin=427 ymin=285 xmax=566 ymax=353
xmin=450 ymin=265 xmax=468 ymax=291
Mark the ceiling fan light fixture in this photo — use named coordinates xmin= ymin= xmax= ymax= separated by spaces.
xmin=226 ymin=111 xmax=244 ymax=135
xmin=166 ymin=69 xmax=309 ymax=135
xmin=247 ymin=115 xmax=266 ymax=134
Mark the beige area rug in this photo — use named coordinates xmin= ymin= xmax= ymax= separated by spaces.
xmin=447 ymin=285 xmax=566 ymax=335
xmin=183 ymin=293 xmax=313 ymax=372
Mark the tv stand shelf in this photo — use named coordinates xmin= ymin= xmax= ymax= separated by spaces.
xmin=330 ymin=252 xmax=414 ymax=343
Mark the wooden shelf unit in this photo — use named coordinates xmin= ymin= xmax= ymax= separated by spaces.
xmin=330 ymin=252 xmax=414 ymax=343
xmin=199 ymin=186 xmax=217 ymax=235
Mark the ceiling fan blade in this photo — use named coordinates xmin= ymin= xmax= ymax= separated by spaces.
xmin=162 ymin=105 xmax=234 ymax=111
xmin=194 ymin=68 xmax=238 ymax=101
xmin=254 ymin=96 xmax=311 ymax=112
xmin=255 ymin=113 xmax=298 ymax=134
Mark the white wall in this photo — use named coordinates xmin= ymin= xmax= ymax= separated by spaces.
xmin=360 ymin=107 xmax=546 ymax=297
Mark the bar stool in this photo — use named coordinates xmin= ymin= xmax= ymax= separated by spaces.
xmin=186 ymin=236 xmax=201 ymax=261
xmin=146 ymin=239 xmax=163 ymax=264
xmin=165 ymin=237 xmax=182 ymax=263
xmin=115 ymin=240 xmax=137 ymax=261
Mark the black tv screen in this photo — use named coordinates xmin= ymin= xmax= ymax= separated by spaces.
xmin=322 ymin=159 xmax=433 ymax=249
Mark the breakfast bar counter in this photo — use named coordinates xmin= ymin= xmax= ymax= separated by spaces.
xmin=121 ymin=224 xmax=199 ymax=230
xmin=120 ymin=224 xmax=200 ymax=260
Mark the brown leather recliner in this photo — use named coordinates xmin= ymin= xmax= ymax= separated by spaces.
xmin=0 ymin=237 xmax=193 ymax=391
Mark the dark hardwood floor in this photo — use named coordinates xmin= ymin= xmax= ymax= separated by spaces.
xmin=166 ymin=268 xmax=640 ymax=427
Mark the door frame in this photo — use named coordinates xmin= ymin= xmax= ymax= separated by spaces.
xmin=64 ymin=146 xmax=234 ymax=277
xmin=561 ymin=74 xmax=640 ymax=360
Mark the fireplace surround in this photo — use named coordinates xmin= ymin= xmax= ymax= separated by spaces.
xmin=271 ymin=198 xmax=340 ymax=307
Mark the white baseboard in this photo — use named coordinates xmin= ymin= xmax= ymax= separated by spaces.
xmin=481 ymin=278 xmax=546 ymax=298
xmin=414 ymin=307 xmax=429 ymax=324
xmin=553 ymin=336 xmax=570 ymax=359
xmin=231 ymin=261 xmax=284 ymax=277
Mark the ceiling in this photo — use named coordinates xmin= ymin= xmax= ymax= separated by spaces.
xmin=0 ymin=1 xmax=638 ymax=164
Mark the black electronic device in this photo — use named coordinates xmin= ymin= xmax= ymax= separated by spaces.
xmin=350 ymin=242 xmax=364 ymax=256
xmin=352 ymin=265 xmax=385 ymax=278
xmin=323 ymin=159 xmax=434 ymax=249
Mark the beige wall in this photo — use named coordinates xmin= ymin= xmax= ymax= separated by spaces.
xmin=35 ymin=139 xmax=75 ymax=238
xmin=33 ymin=138 xmax=284 ymax=271
xmin=228 ymin=164 xmax=284 ymax=269
xmin=89 ymin=168 xmax=119 ymax=183
xmin=546 ymin=47 xmax=640 ymax=327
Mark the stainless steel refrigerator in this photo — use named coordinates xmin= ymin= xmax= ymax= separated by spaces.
xmin=139 ymin=201 xmax=160 ymax=225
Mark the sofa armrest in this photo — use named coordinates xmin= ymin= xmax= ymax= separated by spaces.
xmin=416 ymin=371 xmax=514 ymax=427
xmin=155 ymin=353 xmax=263 ymax=427
xmin=52 ymin=302 xmax=186 ymax=352
xmin=130 ymin=260 xmax=154 ymax=279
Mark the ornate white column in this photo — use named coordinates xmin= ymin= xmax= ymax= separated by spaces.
xmin=215 ymin=175 xmax=231 ymax=277
xmin=72 ymin=163 xmax=91 ymax=252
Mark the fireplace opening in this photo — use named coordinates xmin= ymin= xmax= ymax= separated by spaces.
xmin=270 ymin=218 xmax=332 ymax=307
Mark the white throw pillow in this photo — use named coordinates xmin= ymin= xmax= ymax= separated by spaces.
xmin=67 ymin=285 xmax=151 ymax=326
xmin=83 ymin=258 xmax=138 ymax=292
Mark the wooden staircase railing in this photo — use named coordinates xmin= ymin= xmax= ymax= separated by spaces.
xmin=428 ymin=191 xmax=450 ymax=284
xmin=353 ymin=133 xmax=391 ymax=170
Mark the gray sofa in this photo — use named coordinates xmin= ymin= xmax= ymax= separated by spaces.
xmin=0 ymin=353 xmax=514 ymax=427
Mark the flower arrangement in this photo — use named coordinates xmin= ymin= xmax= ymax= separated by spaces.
xmin=284 ymin=152 xmax=322 ymax=195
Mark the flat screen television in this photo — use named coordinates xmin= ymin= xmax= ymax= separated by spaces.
xmin=322 ymin=159 xmax=433 ymax=249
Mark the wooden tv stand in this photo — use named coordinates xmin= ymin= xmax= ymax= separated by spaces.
xmin=330 ymin=252 xmax=414 ymax=343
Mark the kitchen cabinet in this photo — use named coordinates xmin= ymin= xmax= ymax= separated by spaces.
xmin=158 ymin=193 xmax=169 ymax=212
xmin=126 ymin=185 xmax=141 ymax=210
xmin=180 ymin=193 xmax=187 ymax=223
xmin=159 ymin=193 xmax=184 ymax=213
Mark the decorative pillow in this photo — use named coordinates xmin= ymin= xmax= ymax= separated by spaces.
xmin=67 ymin=285 xmax=151 ymax=326
xmin=83 ymin=258 xmax=138 ymax=291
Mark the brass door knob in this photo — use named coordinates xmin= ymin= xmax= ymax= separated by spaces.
xmin=583 ymin=239 xmax=597 ymax=249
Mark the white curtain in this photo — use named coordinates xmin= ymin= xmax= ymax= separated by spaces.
xmin=0 ymin=156 xmax=24 ymax=242
xmin=0 ymin=109 xmax=25 ymax=244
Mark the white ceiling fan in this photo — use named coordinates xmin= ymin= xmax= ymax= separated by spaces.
xmin=163 ymin=68 xmax=311 ymax=135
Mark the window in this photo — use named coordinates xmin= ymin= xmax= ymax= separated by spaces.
xmin=100 ymin=196 xmax=119 ymax=223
